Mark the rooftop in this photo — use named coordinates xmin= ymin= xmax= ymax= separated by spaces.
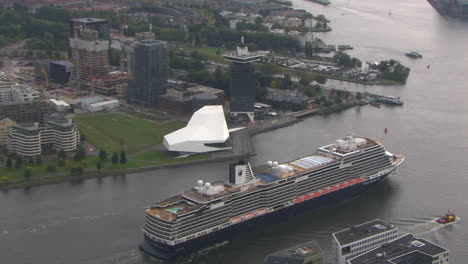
xmin=187 ymin=85 xmax=224 ymax=95
xmin=349 ymin=234 xmax=448 ymax=264
xmin=136 ymin=39 xmax=167 ymax=46
xmin=71 ymin=18 xmax=108 ymax=23
xmin=49 ymin=99 xmax=70 ymax=107
xmin=334 ymin=219 xmax=397 ymax=246
xmin=224 ymin=45 xmax=264 ymax=63
xmin=319 ymin=136 xmax=378 ymax=157
xmin=264 ymin=240 xmax=323 ymax=264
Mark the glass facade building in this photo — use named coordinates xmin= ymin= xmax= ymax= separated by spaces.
xmin=128 ymin=40 xmax=168 ymax=107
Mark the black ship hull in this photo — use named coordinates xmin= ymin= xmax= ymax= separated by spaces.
xmin=139 ymin=172 xmax=391 ymax=261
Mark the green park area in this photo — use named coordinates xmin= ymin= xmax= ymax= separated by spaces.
xmin=72 ymin=113 xmax=211 ymax=167
xmin=72 ymin=113 xmax=185 ymax=154
xmin=0 ymin=113 xmax=211 ymax=186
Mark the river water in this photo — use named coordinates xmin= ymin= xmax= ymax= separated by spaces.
xmin=1 ymin=0 xmax=468 ymax=263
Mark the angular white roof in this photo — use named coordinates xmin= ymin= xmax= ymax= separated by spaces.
xmin=163 ymin=105 xmax=230 ymax=153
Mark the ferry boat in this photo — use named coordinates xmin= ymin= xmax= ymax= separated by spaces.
xmin=139 ymin=136 xmax=405 ymax=261
xmin=376 ymin=96 xmax=403 ymax=106
xmin=308 ymin=0 xmax=331 ymax=5
xmin=405 ymin=51 xmax=423 ymax=58
xmin=436 ymin=210 xmax=457 ymax=224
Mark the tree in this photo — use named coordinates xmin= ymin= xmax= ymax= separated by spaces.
xmin=28 ymin=156 xmax=34 ymax=165
xmin=111 ymin=152 xmax=118 ymax=165
xmin=97 ymin=161 xmax=102 ymax=170
xmin=315 ymin=75 xmax=327 ymax=85
xmin=300 ymin=76 xmax=311 ymax=87
xmin=255 ymin=16 xmax=264 ymax=25
xmin=36 ymin=156 xmax=42 ymax=165
xmin=47 ymin=165 xmax=56 ymax=172
xmin=74 ymin=146 xmax=86 ymax=161
xmin=0 ymin=176 xmax=9 ymax=184
xmin=15 ymin=158 xmax=22 ymax=169
xmin=356 ymin=92 xmax=362 ymax=100
xmin=57 ymin=159 xmax=65 ymax=167
xmin=99 ymin=150 xmax=107 ymax=161
xmin=70 ymin=167 xmax=83 ymax=176
xmin=109 ymin=48 xmax=121 ymax=66
xmin=24 ymin=166 xmax=33 ymax=179
xmin=120 ymin=151 xmax=127 ymax=164
xmin=58 ymin=149 xmax=66 ymax=160
xmin=304 ymin=86 xmax=316 ymax=97
xmin=5 ymin=158 xmax=12 ymax=168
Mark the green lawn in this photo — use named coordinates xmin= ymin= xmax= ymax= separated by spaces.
xmin=72 ymin=113 xmax=185 ymax=154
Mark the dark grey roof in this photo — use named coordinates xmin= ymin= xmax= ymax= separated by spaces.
xmin=333 ymin=219 xmax=396 ymax=246
xmin=51 ymin=60 xmax=73 ymax=67
xmin=264 ymin=240 xmax=323 ymax=264
xmin=349 ymin=234 xmax=449 ymax=264
xmin=71 ymin=18 xmax=107 ymax=23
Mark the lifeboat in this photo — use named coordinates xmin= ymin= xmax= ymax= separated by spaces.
xmin=348 ymin=180 xmax=355 ymax=185
xmin=256 ymin=209 xmax=267 ymax=215
xmin=295 ymin=197 xmax=304 ymax=203
xmin=339 ymin=183 xmax=346 ymax=188
xmin=321 ymin=188 xmax=329 ymax=194
xmin=313 ymin=192 xmax=321 ymax=197
xmin=244 ymin=213 xmax=254 ymax=220
xmin=231 ymin=217 xmax=242 ymax=224
xmin=330 ymin=186 xmax=338 ymax=191
xmin=304 ymin=194 xmax=312 ymax=200
xmin=356 ymin=178 xmax=363 ymax=183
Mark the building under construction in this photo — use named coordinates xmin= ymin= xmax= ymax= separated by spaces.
xmin=0 ymin=101 xmax=56 ymax=123
xmin=69 ymin=19 xmax=110 ymax=91
xmin=91 ymin=71 xmax=127 ymax=97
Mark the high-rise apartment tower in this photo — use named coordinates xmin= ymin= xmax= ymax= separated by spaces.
xmin=127 ymin=40 xmax=168 ymax=107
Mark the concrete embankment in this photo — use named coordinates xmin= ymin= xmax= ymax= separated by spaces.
xmin=0 ymin=152 xmax=255 ymax=191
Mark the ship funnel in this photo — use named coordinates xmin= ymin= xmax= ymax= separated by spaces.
xmin=229 ymin=161 xmax=254 ymax=186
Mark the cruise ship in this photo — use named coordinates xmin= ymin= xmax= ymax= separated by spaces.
xmin=139 ymin=136 xmax=405 ymax=260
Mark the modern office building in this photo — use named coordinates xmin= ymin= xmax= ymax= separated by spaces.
xmin=264 ymin=240 xmax=324 ymax=264
xmin=7 ymin=114 xmax=80 ymax=157
xmin=50 ymin=60 xmax=72 ymax=84
xmin=70 ymin=23 xmax=110 ymax=90
xmin=331 ymin=219 xmax=398 ymax=264
xmin=127 ymin=40 xmax=168 ymax=107
xmin=348 ymin=233 xmax=449 ymax=264
xmin=0 ymin=84 xmax=39 ymax=104
xmin=224 ymin=38 xmax=263 ymax=122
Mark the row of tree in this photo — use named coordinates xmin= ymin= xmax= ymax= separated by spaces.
xmin=333 ymin=51 xmax=362 ymax=68
xmin=0 ymin=7 xmax=69 ymax=50
xmin=370 ymin=60 xmax=410 ymax=84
